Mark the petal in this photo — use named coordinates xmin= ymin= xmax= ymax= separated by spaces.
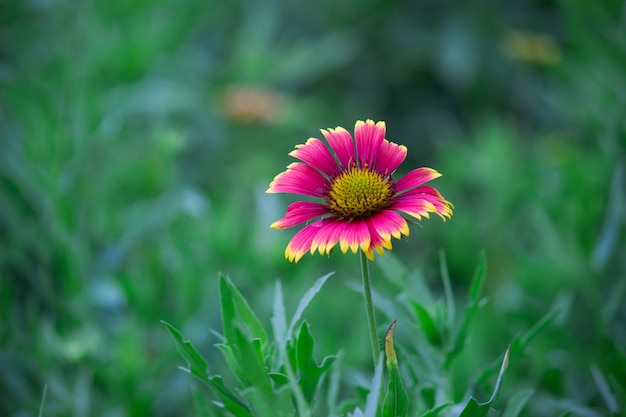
xmin=355 ymin=119 xmax=385 ymax=168
xmin=337 ymin=220 xmax=371 ymax=254
xmin=284 ymin=221 xmax=325 ymax=263
xmin=289 ymin=138 xmax=341 ymax=177
xmin=363 ymin=218 xmax=393 ymax=260
xmin=270 ymin=201 xmax=329 ymax=229
xmin=321 ymin=127 xmax=355 ymax=170
xmin=373 ymin=140 xmax=407 ymax=176
xmin=394 ymin=186 xmax=454 ymax=219
xmin=394 ymin=168 xmax=442 ymax=192
xmin=388 ymin=199 xmax=435 ymax=221
xmin=367 ymin=210 xmax=410 ymax=241
xmin=267 ymin=162 xmax=329 ymax=197
xmin=310 ymin=219 xmax=344 ymax=255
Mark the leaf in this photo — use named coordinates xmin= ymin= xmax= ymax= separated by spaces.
xmin=214 ymin=344 xmax=244 ymax=385
xmin=363 ymin=354 xmax=385 ymax=417
xmin=444 ymin=255 xmax=487 ymax=368
xmin=459 ymin=345 xmax=510 ymax=417
xmin=221 ymin=274 xmax=269 ymax=349
xmin=218 ymin=274 xmax=269 ymax=353
xmin=272 ymin=280 xmax=287 ymax=345
xmin=591 ymin=365 xmax=619 ymax=415
xmin=161 ymin=321 xmax=253 ymax=416
xmin=418 ymin=402 xmax=453 ymax=417
xmin=219 ymin=275 xmax=238 ymax=347
xmin=383 ymin=320 xmax=409 ymax=417
xmin=296 ymin=321 xmax=320 ymax=402
xmin=502 ymin=389 xmax=534 ymax=417
xmin=468 ymin=251 xmax=487 ymax=304
xmin=161 ymin=321 xmax=210 ymax=380
xmin=286 ymin=272 xmax=333 ymax=341
xmin=410 ymin=301 xmax=442 ymax=346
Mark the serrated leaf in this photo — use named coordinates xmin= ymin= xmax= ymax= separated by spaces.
xmin=161 ymin=321 xmax=210 ymax=380
xmin=296 ymin=321 xmax=320 ymax=403
xmin=286 ymin=272 xmax=333 ymax=341
xmin=233 ymin=325 xmax=272 ymax=395
xmin=299 ymin=323 xmax=337 ymax=404
xmin=161 ymin=321 xmax=252 ymax=416
xmin=502 ymin=389 xmax=534 ymax=417
xmin=215 ymin=344 xmax=244 ymax=385
xmin=190 ymin=384 xmax=217 ymax=417
xmin=383 ymin=321 xmax=409 ymax=417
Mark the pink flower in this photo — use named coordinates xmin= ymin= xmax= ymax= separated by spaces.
xmin=267 ymin=120 xmax=453 ymax=262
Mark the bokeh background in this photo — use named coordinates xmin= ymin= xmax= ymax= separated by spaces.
xmin=1 ymin=0 xmax=625 ymax=416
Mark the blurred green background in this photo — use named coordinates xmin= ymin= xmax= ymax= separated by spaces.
xmin=1 ymin=0 xmax=624 ymax=416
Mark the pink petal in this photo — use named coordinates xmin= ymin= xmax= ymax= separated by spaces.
xmin=284 ymin=221 xmax=325 ymax=263
xmin=337 ymin=220 xmax=371 ymax=254
xmin=394 ymin=168 xmax=442 ymax=192
xmin=355 ymin=120 xmax=385 ymax=168
xmin=363 ymin=219 xmax=393 ymax=260
xmin=366 ymin=210 xmax=409 ymax=241
xmin=388 ymin=199 xmax=437 ymax=221
xmin=289 ymin=138 xmax=341 ymax=177
xmin=266 ymin=162 xmax=329 ymax=197
xmin=270 ymin=201 xmax=329 ymax=229
xmin=310 ymin=219 xmax=344 ymax=255
xmin=373 ymin=140 xmax=407 ymax=176
xmin=394 ymin=186 xmax=453 ymax=219
xmin=321 ymin=127 xmax=355 ymax=170
xmin=397 ymin=185 xmax=444 ymax=198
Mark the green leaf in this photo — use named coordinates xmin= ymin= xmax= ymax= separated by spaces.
xmin=418 ymin=402 xmax=453 ymax=417
xmin=215 ymin=343 xmax=244 ymax=385
xmin=459 ymin=398 xmax=490 ymax=417
xmin=459 ymin=345 xmax=510 ymax=417
xmin=383 ymin=320 xmax=409 ymax=417
xmin=161 ymin=321 xmax=210 ymax=380
xmin=410 ymin=301 xmax=442 ymax=346
xmin=224 ymin=274 xmax=269 ymax=349
xmin=468 ymin=251 xmax=486 ymax=304
xmin=502 ymin=389 xmax=534 ymax=417
xmin=190 ymin=384 xmax=217 ymax=417
xmin=363 ymin=354 xmax=385 ymax=417
xmin=272 ymin=280 xmax=287 ymax=345
xmin=295 ymin=321 xmax=336 ymax=404
xmin=296 ymin=321 xmax=319 ymax=402
xmin=161 ymin=321 xmax=253 ymax=417
xmin=229 ymin=325 xmax=272 ymax=399
xmin=219 ymin=275 xmax=238 ymax=347
xmin=218 ymin=274 xmax=268 ymax=350
xmin=444 ymin=256 xmax=487 ymax=368
xmin=286 ymin=272 xmax=333 ymax=341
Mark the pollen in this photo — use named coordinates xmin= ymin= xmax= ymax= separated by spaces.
xmin=326 ymin=165 xmax=393 ymax=219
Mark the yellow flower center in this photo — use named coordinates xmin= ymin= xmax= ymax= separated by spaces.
xmin=326 ymin=165 xmax=393 ymax=219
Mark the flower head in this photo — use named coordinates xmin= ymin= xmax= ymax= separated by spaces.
xmin=267 ymin=120 xmax=453 ymax=262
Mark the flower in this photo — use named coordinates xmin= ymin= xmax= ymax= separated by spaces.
xmin=267 ymin=120 xmax=453 ymax=262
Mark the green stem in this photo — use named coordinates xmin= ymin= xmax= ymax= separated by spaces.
xmin=360 ymin=250 xmax=380 ymax=368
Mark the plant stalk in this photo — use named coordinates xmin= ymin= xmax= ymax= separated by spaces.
xmin=360 ymin=250 xmax=380 ymax=368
